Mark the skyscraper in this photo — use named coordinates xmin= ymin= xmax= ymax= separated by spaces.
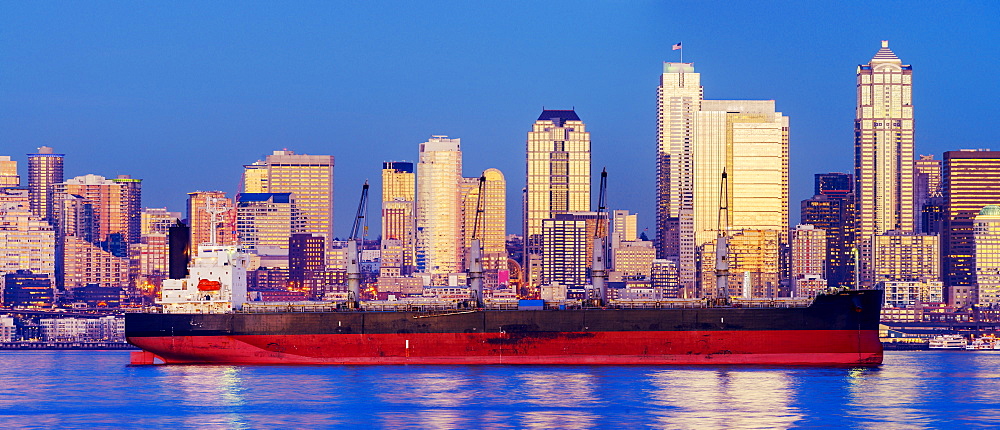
xmin=0 ymin=156 xmax=18 ymax=187
xmin=802 ymin=173 xmax=857 ymax=289
xmin=915 ymin=155 xmax=943 ymax=233
xmin=791 ymin=224 xmax=827 ymax=298
xmin=942 ymin=150 xmax=1000 ymax=308
xmin=855 ymin=41 xmax=915 ymax=285
xmin=416 ymin=136 xmax=463 ymax=279
xmin=656 ymin=62 xmax=702 ymax=261
xmin=0 ymin=189 xmax=55 ymax=276
xmin=27 ymin=146 xmax=64 ymax=221
xmin=525 ymin=110 xmax=591 ymax=261
xmin=243 ymin=150 xmax=335 ymax=241
xmin=462 ymin=168 xmax=507 ymax=270
xmin=381 ymin=161 xmax=415 ymax=274
xmin=684 ymin=100 xmax=788 ymax=296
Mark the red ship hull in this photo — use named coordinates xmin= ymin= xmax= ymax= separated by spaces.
xmin=128 ymin=329 xmax=882 ymax=366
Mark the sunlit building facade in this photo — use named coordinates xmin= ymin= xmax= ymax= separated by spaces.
xmin=685 ymin=100 xmax=788 ymax=295
xmin=791 ymin=224 xmax=827 ymax=297
xmin=236 ymin=193 xmax=303 ymax=253
xmin=27 ymin=146 xmax=64 ymax=221
xmin=0 ymin=190 xmax=55 ymax=276
xmin=873 ymin=231 xmax=939 ymax=283
xmin=699 ymin=229 xmax=781 ymax=299
xmin=855 ymin=41 xmax=915 ymax=285
xmin=656 ymin=62 xmax=702 ymax=262
xmin=942 ymin=150 xmax=1000 ymax=308
xmin=381 ymin=161 xmax=416 ymax=274
xmin=974 ymin=205 xmax=1000 ymax=306
xmin=462 ymin=168 xmax=507 ymax=271
xmin=243 ymin=150 xmax=335 ymax=241
xmin=0 ymin=156 xmax=18 ymax=187
xmin=416 ymin=136 xmax=463 ymax=279
xmin=525 ymin=110 xmax=591 ymax=271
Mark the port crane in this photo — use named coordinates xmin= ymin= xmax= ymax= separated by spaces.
xmin=347 ymin=180 xmax=369 ymax=306
xmin=467 ymin=174 xmax=487 ymax=307
xmin=592 ymin=168 xmax=609 ymax=305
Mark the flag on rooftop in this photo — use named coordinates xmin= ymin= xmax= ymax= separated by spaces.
xmin=672 ymin=42 xmax=682 ymax=50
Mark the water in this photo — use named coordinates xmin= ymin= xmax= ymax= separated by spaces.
xmin=1 ymin=351 xmax=997 ymax=429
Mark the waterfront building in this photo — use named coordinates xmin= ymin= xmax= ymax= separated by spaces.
xmin=187 ymin=191 xmax=236 ymax=256
xmin=525 ymin=110 xmax=591 ymax=284
xmin=236 ymin=193 xmax=302 ymax=254
xmin=415 ymin=136 xmax=463 ymax=280
xmin=242 ymin=150 xmax=335 ymax=242
xmin=289 ymin=233 xmax=328 ymax=299
xmin=942 ymin=150 xmax=1000 ymax=308
xmin=27 ymin=146 xmax=64 ymax=221
xmin=136 ymin=208 xmax=180 ymax=294
xmin=381 ymin=161 xmax=415 ymax=274
xmin=0 ymin=189 xmax=55 ymax=277
xmin=974 ymin=205 xmax=1000 ymax=306
xmin=873 ymin=231 xmax=939 ymax=283
xmin=655 ymin=62 xmax=702 ymax=262
xmin=0 ymin=156 xmax=18 ymax=187
xmin=791 ymin=224 xmax=827 ymax=297
xmin=881 ymin=280 xmax=944 ymax=308
xmin=1 ymin=270 xmax=54 ymax=309
xmin=855 ymin=41 xmax=915 ymax=285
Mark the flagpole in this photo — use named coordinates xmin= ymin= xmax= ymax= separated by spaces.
xmin=680 ymin=42 xmax=683 ymax=63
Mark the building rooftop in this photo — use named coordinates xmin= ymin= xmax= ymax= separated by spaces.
xmin=537 ymin=109 xmax=580 ymax=127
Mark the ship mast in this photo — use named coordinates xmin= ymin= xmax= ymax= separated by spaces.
xmin=716 ymin=169 xmax=730 ymax=302
xmin=347 ymin=181 xmax=369 ymax=307
xmin=205 ymin=197 xmax=229 ymax=246
xmin=467 ymin=174 xmax=486 ymax=307
xmin=592 ymin=168 xmax=609 ymax=305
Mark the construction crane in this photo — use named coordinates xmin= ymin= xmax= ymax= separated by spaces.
xmin=347 ymin=181 xmax=369 ymax=307
xmin=467 ymin=174 xmax=486 ymax=307
xmin=592 ymin=168 xmax=609 ymax=305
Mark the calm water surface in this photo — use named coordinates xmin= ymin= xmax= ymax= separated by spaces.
xmin=1 ymin=351 xmax=998 ymax=428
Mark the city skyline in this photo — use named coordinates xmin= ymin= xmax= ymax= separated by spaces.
xmin=3 ymin=2 xmax=998 ymax=237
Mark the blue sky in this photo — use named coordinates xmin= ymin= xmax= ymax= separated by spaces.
xmin=2 ymin=1 xmax=997 ymax=237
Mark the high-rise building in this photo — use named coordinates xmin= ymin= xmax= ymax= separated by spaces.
xmin=462 ymin=168 xmax=507 ymax=271
xmin=236 ymin=193 xmax=303 ymax=254
xmin=137 ymin=208 xmax=180 ymax=295
xmin=27 ymin=146 xmax=64 ymax=221
xmin=974 ymin=205 xmax=1000 ymax=306
xmin=915 ymin=155 xmax=943 ymax=234
xmin=381 ymin=161 xmax=416 ymax=274
xmin=52 ymin=174 xmax=138 ymax=291
xmin=699 ymin=229 xmax=782 ymax=299
xmin=656 ymin=62 xmax=702 ymax=261
xmin=873 ymin=231 xmax=939 ymax=283
xmin=0 ymin=156 xmax=18 ymax=187
xmin=942 ymin=150 xmax=1000 ymax=308
xmin=651 ymin=259 xmax=681 ymax=298
xmin=801 ymin=173 xmax=857 ymax=289
xmin=112 ymin=175 xmax=143 ymax=245
xmin=791 ymin=224 xmax=827 ymax=298
xmin=289 ymin=233 xmax=326 ymax=298
xmin=684 ymin=100 xmax=788 ymax=295
xmin=416 ymin=136 xmax=463 ymax=279
xmin=187 ymin=191 xmax=236 ymax=256
xmin=0 ymin=189 xmax=55 ymax=276
xmin=855 ymin=41 xmax=915 ymax=285
xmin=541 ymin=212 xmax=606 ymax=295
xmin=243 ymin=151 xmax=335 ymax=242
xmin=525 ymin=110 xmax=591 ymax=272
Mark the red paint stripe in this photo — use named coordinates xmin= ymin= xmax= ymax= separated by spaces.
xmin=128 ymin=330 xmax=883 ymax=366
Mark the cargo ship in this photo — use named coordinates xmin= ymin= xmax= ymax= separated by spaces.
xmin=126 ymin=244 xmax=884 ymax=366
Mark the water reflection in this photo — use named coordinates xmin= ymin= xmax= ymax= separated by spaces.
xmin=646 ymin=369 xmax=802 ymax=429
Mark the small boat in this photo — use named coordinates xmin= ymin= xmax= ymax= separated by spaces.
xmin=965 ymin=336 xmax=1000 ymax=350
xmin=929 ymin=334 xmax=967 ymax=350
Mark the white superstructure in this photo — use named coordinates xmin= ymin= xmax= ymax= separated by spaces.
xmin=157 ymin=245 xmax=249 ymax=313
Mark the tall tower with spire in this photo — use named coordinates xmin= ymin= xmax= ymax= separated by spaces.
xmin=855 ymin=40 xmax=915 ymax=285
